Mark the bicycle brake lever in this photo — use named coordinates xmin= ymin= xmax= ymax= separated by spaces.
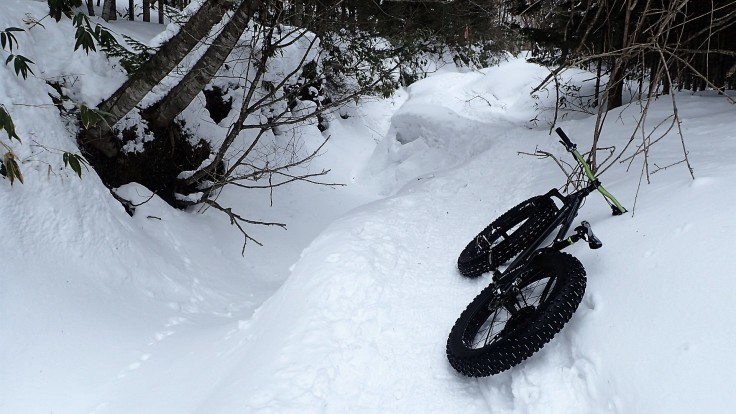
xmin=576 ymin=221 xmax=603 ymax=249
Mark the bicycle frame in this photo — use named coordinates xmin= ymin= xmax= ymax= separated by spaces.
xmin=492 ymin=187 xmax=587 ymax=292
xmin=492 ymin=128 xmax=627 ymax=294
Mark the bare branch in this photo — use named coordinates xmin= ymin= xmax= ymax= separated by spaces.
xmin=203 ymin=198 xmax=286 ymax=255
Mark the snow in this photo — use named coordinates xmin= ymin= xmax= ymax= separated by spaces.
xmin=2 ymin=4 xmax=736 ymax=414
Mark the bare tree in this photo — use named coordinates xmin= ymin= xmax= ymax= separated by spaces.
xmin=174 ymin=10 xmax=400 ymax=250
xmin=519 ymin=0 xmax=736 ymax=184
xmin=142 ymin=0 xmax=262 ymax=128
xmin=78 ymin=0 xmax=402 ymax=251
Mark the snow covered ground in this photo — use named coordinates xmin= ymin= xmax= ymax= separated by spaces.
xmin=2 ymin=3 xmax=736 ymax=414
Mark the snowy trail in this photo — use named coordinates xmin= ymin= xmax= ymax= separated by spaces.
xmin=212 ymin=153 xmax=606 ymax=413
xmin=207 ymin=71 xmax=736 ymax=413
xmin=191 ymin=62 xmax=622 ymax=413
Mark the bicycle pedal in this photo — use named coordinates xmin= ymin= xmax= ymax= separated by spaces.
xmin=576 ymin=221 xmax=603 ymax=249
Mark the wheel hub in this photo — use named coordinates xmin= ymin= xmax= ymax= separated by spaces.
xmin=504 ymin=306 xmax=536 ymax=333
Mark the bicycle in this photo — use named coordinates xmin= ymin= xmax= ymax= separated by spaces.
xmin=446 ymin=128 xmax=627 ymax=377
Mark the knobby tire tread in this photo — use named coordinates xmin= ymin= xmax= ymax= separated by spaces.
xmin=458 ymin=195 xmax=558 ymax=278
xmin=447 ymin=250 xmax=586 ymax=377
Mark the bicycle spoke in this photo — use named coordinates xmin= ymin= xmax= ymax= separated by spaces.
xmin=516 ymin=276 xmax=554 ymax=305
xmin=473 ymin=307 xmax=509 ymax=348
xmin=537 ymin=276 xmax=556 ymax=303
xmin=478 ymin=312 xmax=496 ymax=347
xmin=468 ymin=275 xmax=559 ymax=349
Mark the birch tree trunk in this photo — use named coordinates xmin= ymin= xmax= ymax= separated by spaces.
xmin=143 ymin=0 xmax=262 ymax=128
xmin=83 ymin=0 xmax=233 ymax=156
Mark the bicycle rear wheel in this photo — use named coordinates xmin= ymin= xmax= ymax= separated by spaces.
xmin=447 ymin=250 xmax=586 ymax=377
xmin=458 ymin=195 xmax=558 ymax=277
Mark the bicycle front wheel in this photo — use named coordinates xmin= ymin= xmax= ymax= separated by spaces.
xmin=457 ymin=195 xmax=558 ymax=277
xmin=447 ymin=250 xmax=586 ymax=377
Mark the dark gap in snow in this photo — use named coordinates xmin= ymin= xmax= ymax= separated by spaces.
xmin=203 ymin=85 xmax=233 ymax=124
xmin=79 ymin=121 xmax=213 ymax=210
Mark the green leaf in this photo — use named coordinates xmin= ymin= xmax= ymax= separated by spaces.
xmin=79 ymin=104 xmax=112 ymax=128
xmin=48 ymin=0 xmax=83 ymax=21
xmin=10 ymin=54 xmax=35 ymax=79
xmin=97 ymin=26 xmax=116 ymax=46
xmin=0 ymin=106 xmax=21 ymax=142
xmin=73 ymin=17 xmax=97 ymax=54
xmin=0 ymin=28 xmax=23 ymax=52
xmin=62 ymin=151 xmax=87 ymax=178
xmin=13 ymin=56 xmax=25 ymax=77
xmin=73 ymin=13 xmax=96 ymax=53
xmin=95 ymin=31 xmax=156 ymax=74
xmin=80 ymin=105 xmax=94 ymax=128
xmin=4 ymin=54 xmax=35 ymax=79
xmin=80 ymin=108 xmax=89 ymax=127
xmin=72 ymin=12 xmax=84 ymax=27
xmin=67 ymin=154 xmax=82 ymax=178
xmin=3 ymin=152 xmax=23 ymax=185
xmin=79 ymin=105 xmax=111 ymax=129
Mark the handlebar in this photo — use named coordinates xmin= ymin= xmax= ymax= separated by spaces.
xmin=554 ymin=127 xmax=575 ymax=151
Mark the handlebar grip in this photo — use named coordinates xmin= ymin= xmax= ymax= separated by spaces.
xmin=555 ymin=127 xmax=575 ymax=150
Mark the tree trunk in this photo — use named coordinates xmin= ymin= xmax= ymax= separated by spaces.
xmin=293 ymin=0 xmax=303 ymax=26
xmin=83 ymin=0 xmax=234 ymax=156
xmin=593 ymin=58 xmax=601 ymax=107
xmin=662 ymin=68 xmax=671 ymax=95
xmin=86 ymin=0 xmax=95 ymax=16
xmin=128 ymin=0 xmax=134 ymax=20
xmin=158 ymin=0 xmax=164 ymax=23
xmin=143 ymin=0 xmax=261 ymax=128
xmin=143 ymin=0 xmax=150 ymax=22
xmin=101 ymin=0 xmax=116 ymax=21
xmin=607 ymin=61 xmax=625 ymax=110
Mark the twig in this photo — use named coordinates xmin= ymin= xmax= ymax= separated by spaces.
xmin=517 ymin=149 xmax=573 ymax=176
xmin=204 ymin=199 xmax=286 ymax=255
xmin=651 ymin=159 xmax=687 ymax=174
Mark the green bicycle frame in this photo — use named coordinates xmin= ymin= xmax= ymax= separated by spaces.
xmin=555 ymin=128 xmax=627 ymax=215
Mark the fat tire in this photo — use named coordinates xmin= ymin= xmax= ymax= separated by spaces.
xmin=447 ymin=250 xmax=586 ymax=377
xmin=458 ymin=195 xmax=558 ymax=277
